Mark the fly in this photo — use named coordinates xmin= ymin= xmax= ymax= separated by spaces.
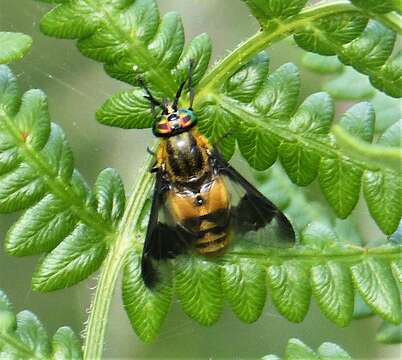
xmin=140 ymin=61 xmax=295 ymax=287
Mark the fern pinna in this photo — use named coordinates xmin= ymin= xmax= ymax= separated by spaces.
xmin=0 ymin=0 xmax=401 ymax=359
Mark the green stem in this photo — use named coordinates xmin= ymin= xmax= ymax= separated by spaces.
xmin=225 ymin=247 xmax=402 ymax=263
xmin=196 ymin=0 xmax=358 ymax=100
xmin=196 ymin=0 xmax=402 ymax=101
xmin=83 ymin=155 xmax=154 ymax=360
xmin=332 ymin=124 xmax=402 ymax=173
xmin=373 ymin=11 xmax=402 ymax=34
xmin=217 ymin=94 xmax=387 ymax=173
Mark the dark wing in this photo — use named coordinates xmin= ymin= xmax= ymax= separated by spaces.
xmin=211 ymin=149 xmax=295 ymax=246
xmin=141 ymin=170 xmax=193 ymax=288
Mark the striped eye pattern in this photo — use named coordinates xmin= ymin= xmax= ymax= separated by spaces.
xmin=157 ymin=121 xmax=171 ymax=134
xmin=154 ymin=109 xmax=197 ymax=136
xmin=179 ymin=109 xmax=196 ymax=128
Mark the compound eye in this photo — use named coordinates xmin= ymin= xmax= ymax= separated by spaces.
xmin=158 ymin=123 xmax=169 ymax=130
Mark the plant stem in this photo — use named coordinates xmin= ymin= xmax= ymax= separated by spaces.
xmin=196 ymin=0 xmax=402 ymax=100
xmin=83 ymin=155 xmax=154 ymax=360
xmin=196 ymin=0 xmax=357 ymax=99
xmin=374 ymin=11 xmax=402 ymax=34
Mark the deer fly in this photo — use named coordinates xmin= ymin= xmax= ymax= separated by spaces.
xmin=140 ymin=62 xmax=295 ymax=288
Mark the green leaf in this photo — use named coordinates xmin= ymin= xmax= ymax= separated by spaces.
xmin=40 ymin=2 xmax=100 ymax=39
xmin=284 ymin=338 xmax=319 ymax=359
xmin=197 ymin=102 xmax=236 ymax=161
xmin=301 ymin=222 xmax=338 ymax=249
xmin=96 ymin=89 xmax=154 ymax=129
xmin=391 ymin=258 xmax=402 ymax=283
xmin=0 ymin=32 xmax=32 ymax=64
xmin=32 ymin=224 xmax=107 ymax=291
xmin=237 ymin=62 xmax=299 ymax=170
xmin=254 ymin=62 xmax=300 ymax=119
xmin=318 ymin=102 xmax=374 ymax=218
xmin=175 ymin=256 xmax=223 ymax=326
xmin=318 ymin=156 xmax=362 ymax=219
xmin=0 ymin=290 xmax=16 ymax=333
xmin=279 ymin=92 xmax=333 ymax=186
xmin=323 ymin=67 xmax=375 ymax=100
xmin=122 ymin=251 xmax=172 ymax=343
xmin=95 ymin=168 xmax=125 ymax=225
xmin=311 ymin=262 xmax=354 ymax=326
xmin=294 ymin=13 xmax=368 ymax=56
xmin=147 ymin=12 xmax=184 ymax=71
xmin=371 ymin=49 xmax=402 ymax=98
xmin=372 ymin=92 xmax=401 ymax=133
xmin=51 ymin=327 xmax=83 ymax=360
xmin=0 ymin=65 xmax=122 ymax=290
xmin=264 ymin=338 xmax=353 ymax=359
xmin=333 ymin=122 xmax=402 ymax=174
xmin=8 ymin=311 xmax=51 ymax=358
xmin=351 ymin=0 xmax=401 ymax=15
xmin=0 ymin=163 xmax=47 ymax=212
xmin=301 ymin=53 xmax=343 ymax=74
xmin=5 ymin=193 xmax=78 ymax=256
xmin=221 ymin=259 xmax=266 ymax=323
xmin=317 ymin=342 xmax=352 ymax=359
xmin=242 ymin=0 xmax=308 ymax=24
xmin=376 ymin=321 xmax=402 ymax=344
xmin=341 ymin=21 xmax=396 ymax=72
xmin=224 ymin=52 xmax=269 ymax=103
xmin=173 ymin=34 xmax=212 ymax=87
xmin=338 ymin=102 xmax=375 ymax=142
xmin=351 ymin=258 xmax=401 ymax=324
xmin=336 ymin=21 xmax=400 ymax=97
xmin=361 ymin=121 xmax=402 ymax=234
xmin=267 ymin=261 xmax=311 ymax=322
xmin=295 ymin=15 xmax=400 ymax=97
xmin=40 ymin=0 xmax=212 ymax=98
xmin=0 ymin=289 xmax=82 ymax=359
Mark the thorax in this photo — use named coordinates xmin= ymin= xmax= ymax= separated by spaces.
xmin=160 ymin=129 xmax=210 ymax=184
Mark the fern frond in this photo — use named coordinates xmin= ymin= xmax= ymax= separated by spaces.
xmin=241 ymin=0 xmax=401 ymax=97
xmin=263 ymin=338 xmax=353 ymax=360
xmin=0 ymin=32 xmax=32 ymax=64
xmin=35 ymin=0 xmax=211 ymax=98
xmin=121 ymin=168 xmax=401 ymax=342
xmin=0 ymin=65 xmax=125 ymax=291
xmin=0 ymin=289 xmax=82 ymax=359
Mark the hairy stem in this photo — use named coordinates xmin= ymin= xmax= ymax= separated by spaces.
xmin=83 ymin=155 xmax=154 ymax=360
xmin=196 ymin=0 xmax=402 ymax=100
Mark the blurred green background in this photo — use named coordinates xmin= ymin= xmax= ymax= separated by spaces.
xmin=0 ymin=1 xmax=400 ymax=359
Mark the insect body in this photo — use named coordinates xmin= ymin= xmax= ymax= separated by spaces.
xmin=157 ymin=128 xmax=231 ymax=256
xmin=141 ymin=64 xmax=295 ymax=287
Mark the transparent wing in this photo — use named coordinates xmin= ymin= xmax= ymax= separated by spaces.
xmin=212 ymin=150 xmax=296 ymax=250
